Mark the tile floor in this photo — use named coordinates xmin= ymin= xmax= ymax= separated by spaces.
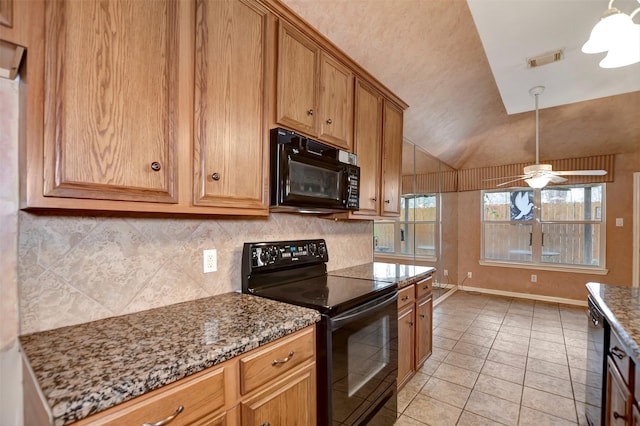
xmin=396 ymin=290 xmax=594 ymax=426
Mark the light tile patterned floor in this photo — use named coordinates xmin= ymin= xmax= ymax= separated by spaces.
xmin=397 ymin=290 xmax=592 ymax=426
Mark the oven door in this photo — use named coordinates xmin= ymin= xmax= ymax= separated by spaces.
xmin=327 ymin=291 xmax=398 ymax=425
xmin=275 ymin=148 xmax=348 ymax=211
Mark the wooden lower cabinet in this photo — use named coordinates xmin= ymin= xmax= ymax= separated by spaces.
xmin=30 ymin=326 xmax=316 ymax=426
xmin=397 ymin=274 xmax=434 ymax=391
xmin=397 ymin=303 xmax=415 ymax=389
xmin=241 ymin=364 xmax=316 ymax=426
xmin=607 ymin=356 xmax=632 ymax=426
xmin=415 ymin=295 xmax=433 ymax=370
xmin=632 ymin=404 xmax=639 ymax=426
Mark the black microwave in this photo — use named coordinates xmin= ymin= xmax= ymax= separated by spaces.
xmin=270 ymin=128 xmax=360 ymax=213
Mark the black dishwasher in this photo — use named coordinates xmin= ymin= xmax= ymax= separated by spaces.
xmin=586 ymin=295 xmax=608 ymax=426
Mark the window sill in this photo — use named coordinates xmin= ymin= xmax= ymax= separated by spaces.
xmin=374 ymin=253 xmax=437 ymax=263
xmin=478 ymin=260 xmax=608 ymax=275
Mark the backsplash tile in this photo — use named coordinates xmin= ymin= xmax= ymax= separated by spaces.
xmin=18 ymin=212 xmax=373 ymax=334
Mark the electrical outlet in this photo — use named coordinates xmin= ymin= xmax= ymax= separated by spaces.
xmin=531 ymin=274 xmax=537 ymax=283
xmin=444 ymin=269 xmax=449 ymax=277
xmin=203 ymin=249 xmax=217 ymax=273
xmin=467 ymin=272 xmax=472 ymax=279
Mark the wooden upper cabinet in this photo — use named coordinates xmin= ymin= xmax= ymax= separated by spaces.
xmin=276 ymin=21 xmax=318 ymax=136
xmin=193 ymin=0 xmax=270 ymax=210
xmin=381 ymin=101 xmax=403 ymax=216
xmin=276 ymin=20 xmax=353 ymax=151
xmin=352 ymin=79 xmax=382 ymax=217
xmin=318 ymin=53 xmax=353 ymax=150
xmin=43 ymin=0 xmax=179 ymax=203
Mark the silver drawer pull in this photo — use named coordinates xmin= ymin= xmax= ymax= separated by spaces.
xmin=142 ymin=405 xmax=184 ymax=426
xmin=272 ymin=351 xmax=295 ymax=366
xmin=611 ymin=346 xmax=626 ymax=359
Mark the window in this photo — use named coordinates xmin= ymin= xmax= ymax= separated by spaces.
xmin=482 ymin=184 xmax=605 ymax=269
xmin=374 ymin=194 xmax=437 ymax=259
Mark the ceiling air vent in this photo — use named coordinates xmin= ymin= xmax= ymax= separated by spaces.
xmin=527 ymin=49 xmax=563 ymax=68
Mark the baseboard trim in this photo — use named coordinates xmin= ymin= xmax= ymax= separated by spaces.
xmin=456 ymin=285 xmax=587 ymax=307
xmin=433 ymin=287 xmax=457 ymax=307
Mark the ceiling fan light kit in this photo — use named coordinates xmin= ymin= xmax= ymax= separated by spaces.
xmin=582 ymin=0 xmax=640 ymax=68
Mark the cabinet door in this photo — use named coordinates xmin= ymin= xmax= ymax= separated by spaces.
xmin=607 ymin=357 xmax=632 ymax=426
xmin=352 ymin=79 xmax=382 ymax=217
xmin=397 ymin=304 xmax=415 ymax=389
xmin=241 ymin=365 xmax=316 ymax=426
xmin=318 ymin=54 xmax=353 ymax=150
xmin=276 ymin=21 xmax=318 ymax=135
xmin=632 ymin=404 xmax=639 ymax=426
xmin=43 ymin=0 xmax=178 ymax=203
xmin=193 ymin=0 xmax=269 ymax=211
xmin=381 ymin=101 xmax=403 ymax=216
xmin=416 ymin=296 xmax=433 ymax=369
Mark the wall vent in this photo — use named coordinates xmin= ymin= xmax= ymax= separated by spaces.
xmin=527 ymin=49 xmax=563 ymax=68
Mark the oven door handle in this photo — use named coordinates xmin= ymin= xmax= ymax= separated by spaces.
xmin=331 ymin=291 xmax=398 ymax=329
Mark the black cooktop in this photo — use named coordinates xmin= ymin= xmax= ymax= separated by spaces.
xmin=241 ymin=239 xmax=397 ymax=316
xmin=249 ymin=274 xmax=396 ymax=315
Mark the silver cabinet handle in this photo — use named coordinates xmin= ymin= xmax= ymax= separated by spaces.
xmin=326 ymin=118 xmax=332 ymax=124
xmin=307 ymin=109 xmax=314 ymax=116
xmin=151 ymin=162 xmax=161 ymax=171
xmin=142 ymin=405 xmax=184 ymax=426
xmin=419 ymin=314 xmax=425 ymax=318
xmin=611 ymin=346 xmax=626 ymax=359
xmin=272 ymin=351 xmax=294 ymax=366
xmin=371 ymin=197 xmax=377 ymax=202
xmin=384 ymin=199 xmax=390 ymax=204
xmin=211 ymin=173 xmax=220 ymax=181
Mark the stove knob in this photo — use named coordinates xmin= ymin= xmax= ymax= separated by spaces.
xmin=318 ymin=245 xmax=326 ymax=257
xmin=259 ymin=249 xmax=271 ymax=264
xmin=308 ymin=243 xmax=317 ymax=255
xmin=269 ymin=247 xmax=279 ymax=261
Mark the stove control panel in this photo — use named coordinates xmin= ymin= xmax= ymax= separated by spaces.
xmin=243 ymin=239 xmax=328 ymax=270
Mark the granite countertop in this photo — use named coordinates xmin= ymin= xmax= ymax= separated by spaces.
xmin=330 ymin=262 xmax=436 ymax=289
xmin=19 ymin=292 xmax=321 ymax=426
xmin=586 ymin=282 xmax=640 ymax=361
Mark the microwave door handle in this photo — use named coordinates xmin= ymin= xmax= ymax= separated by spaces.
xmin=331 ymin=292 xmax=398 ymax=329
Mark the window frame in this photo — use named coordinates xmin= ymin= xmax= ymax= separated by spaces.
xmin=479 ymin=184 xmax=608 ymax=274
xmin=374 ymin=193 xmax=438 ymax=261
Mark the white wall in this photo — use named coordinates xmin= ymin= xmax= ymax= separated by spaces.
xmin=0 ymin=77 xmax=23 ymax=425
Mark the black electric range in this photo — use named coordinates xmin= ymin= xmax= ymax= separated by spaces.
xmin=241 ymin=239 xmax=398 ymax=426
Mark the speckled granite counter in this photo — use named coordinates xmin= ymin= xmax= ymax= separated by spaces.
xmin=329 ymin=262 xmax=435 ymax=289
xmin=586 ymin=282 xmax=640 ymax=361
xmin=19 ymin=292 xmax=320 ymax=426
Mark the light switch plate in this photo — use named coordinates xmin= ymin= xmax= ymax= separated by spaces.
xmin=616 ymin=218 xmax=623 ymax=227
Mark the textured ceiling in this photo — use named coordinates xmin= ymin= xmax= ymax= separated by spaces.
xmin=281 ymin=0 xmax=640 ymax=170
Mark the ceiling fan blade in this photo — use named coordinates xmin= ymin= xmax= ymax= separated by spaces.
xmin=549 ymin=176 xmax=568 ymax=183
xmin=482 ymin=175 xmax=527 ymax=182
xmin=553 ymin=170 xmax=607 ymax=176
xmin=496 ymin=177 xmax=527 ymax=187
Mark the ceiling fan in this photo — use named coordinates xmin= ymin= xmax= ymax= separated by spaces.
xmin=489 ymin=86 xmax=607 ymax=189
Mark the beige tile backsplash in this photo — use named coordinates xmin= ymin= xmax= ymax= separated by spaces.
xmin=18 ymin=212 xmax=373 ymax=334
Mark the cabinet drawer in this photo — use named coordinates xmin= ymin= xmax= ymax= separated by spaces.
xmin=398 ymin=285 xmax=415 ymax=310
xmin=415 ymin=275 xmax=433 ymax=300
xmin=609 ymin=329 xmax=632 ymax=386
xmin=78 ymin=365 xmax=226 ymax=425
xmin=240 ymin=327 xmax=315 ymax=395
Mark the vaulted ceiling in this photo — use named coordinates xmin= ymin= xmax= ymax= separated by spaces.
xmin=281 ymin=0 xmax=640 ymax=170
